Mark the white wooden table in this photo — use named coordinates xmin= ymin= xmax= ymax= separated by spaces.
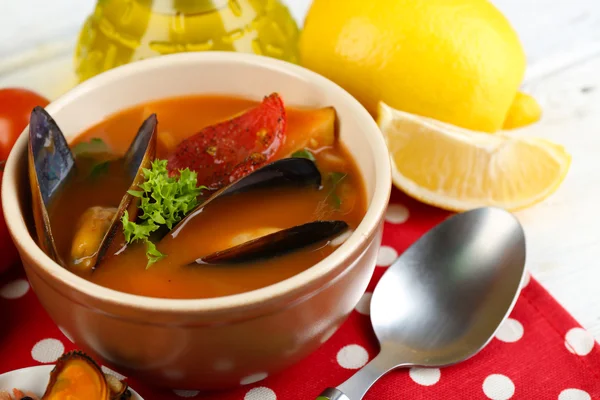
xmin=1 ymin=0 xmax=599 ymax=338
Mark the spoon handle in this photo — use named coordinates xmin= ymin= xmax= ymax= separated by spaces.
xmin=316 ymin=353 xmax=400 ymax=400
xmin=316 ymin=388 xmax=350 ymax=400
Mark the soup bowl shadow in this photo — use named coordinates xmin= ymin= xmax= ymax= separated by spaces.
xmin=2 ymin=52 xmax=391 ymax=390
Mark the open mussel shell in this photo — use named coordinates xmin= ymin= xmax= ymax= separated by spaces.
xmin=41 ymin=351 xmax=111 ymax=400
xmin=28 ymin=106 xmax=76 ymax=265
xmin=194 ymin=220 xmax=349 ymax=265
xmin=29 ymin=107 xmax=157 ymax=270
xmin=90 ymin=114 xmax=158 ymax=269
xmin=166 ymin=157 xmax=322 ymax=239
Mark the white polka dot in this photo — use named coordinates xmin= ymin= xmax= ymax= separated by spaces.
xmin=336 ymin=344 xmax=369 ymax=369
xmin=241 ymin=372 xmax=268 ymax=385
xmin=482 ymin=374 xmax=515 ymax=400
xmin=385 ymin=204 xmax=410 ymax=224
xmin=565 ymin=328 xmax=595 ymax=356
xmin=559 ymin=388 xmax=591 ymax=400
xmin=330 ymin=229 xmax=353 ymax=247
xmin=355 ymin=292 xmax=372 ymax=315
xmin=521 ymin=272 xmax=531 ymax=289
xmin=0 ymin=279 xmax=29 ymax=299
xmin=173 ymin=389 xmax=199 ymax=398
xmin=101 ymin=365 xmax=126 ymax=380
xmin=31 ymin=338 xmax=65 ymax=363
xmin=244 ymin=387 xmax=276 ymax=400
xmin=496 ymin=319 xmax=524 ymax=343
xmin=409 ymin=368 xmax=441 ymax=386
xmin=376 ymin=246 xmax=398 ymax=267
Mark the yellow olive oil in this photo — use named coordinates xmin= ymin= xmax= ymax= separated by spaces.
xmin=74 ymin=0 xmax=299 ymax=82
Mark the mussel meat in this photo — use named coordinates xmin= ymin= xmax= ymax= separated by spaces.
xmin=194 ymin=220 xmax=349 ymax=265
xmin=40 ymin=351 xmax=130 ymax=400
xmin=28 ymin=107 xmax=157 ymax=271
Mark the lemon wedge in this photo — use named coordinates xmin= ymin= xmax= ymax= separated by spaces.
xmin=377 ymin=102 xmax=571 ymax=211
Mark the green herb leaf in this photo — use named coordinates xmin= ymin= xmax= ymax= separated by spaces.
xmin=291 ymin=148 xmax=316 ymax=162
xmin=121 ymin=210 xmax=160 ymax=243
xmin=72 ymin=137 xmax=108 ymax=156
xmin=145 ymin=241 xmax=166 ymax=269
xmin=127 ymin=190 xmax=144 ymax=197
xmin=327 ymin=172 xmax=347 ymax=209
xmin=89 ymin=161 xmax=110 ymax=180
xmin=121 ymin=159 xmax=206 ymax=268
xmin=0 ymin=160 xmax=5 ymax=171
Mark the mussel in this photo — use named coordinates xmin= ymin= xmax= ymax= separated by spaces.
xmin=195 ymin=220 xmax=349 ymax=265
xmin=158 ymin=157 xmax=349 ymax=265
xmin=167 ymin=157 xmax=323 ymax=239
xmin=28 ymin=107 xmax=76 ymax=264
xmin=41 ymin=351 xmax=130 ymax=400
xmin=28 ymin=107 xmax=157 ymax=270
xmin=91 ymin=114 xmax=157 ymax=269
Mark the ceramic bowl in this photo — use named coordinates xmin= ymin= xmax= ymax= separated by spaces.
xmin=2 ymin=52 xmax=391 ymax=390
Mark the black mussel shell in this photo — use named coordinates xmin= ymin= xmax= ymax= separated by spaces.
xmin=194 ymin=220 xmax=349 ymax=265
xmin=28 ymin=106 xmax=76 ymax=264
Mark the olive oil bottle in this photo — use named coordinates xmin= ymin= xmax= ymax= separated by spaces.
xmin=74 ymin=0 xmax=300 ymax=82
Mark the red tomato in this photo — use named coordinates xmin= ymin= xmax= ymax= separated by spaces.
xmin=0 ymin=88 xmax=50 ymax=160
xmin=0 ymin=88 xmax=50 ymax=274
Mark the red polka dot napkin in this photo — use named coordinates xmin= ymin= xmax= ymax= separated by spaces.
xmin=2 ymin=189 xmax=600 ymax=400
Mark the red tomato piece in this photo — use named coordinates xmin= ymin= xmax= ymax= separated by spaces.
xmin=167 ymin=93 xmax=287 ymax=189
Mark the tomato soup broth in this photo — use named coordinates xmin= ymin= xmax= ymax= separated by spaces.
xmin=48 ymin=95 xmax=367 ymax=299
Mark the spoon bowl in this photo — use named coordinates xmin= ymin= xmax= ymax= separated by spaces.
xmin=318 ymin=207 xmax=526 ymax=400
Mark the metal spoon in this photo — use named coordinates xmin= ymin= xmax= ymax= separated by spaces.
xmin=317 ymin=207 xmax=526 ymax=400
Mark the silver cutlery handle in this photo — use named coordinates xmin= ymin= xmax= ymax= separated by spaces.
xmin=316 ymin=388 xmax=350 ymax=400
xmin=316 ymin=352 xmax=401 ymax=400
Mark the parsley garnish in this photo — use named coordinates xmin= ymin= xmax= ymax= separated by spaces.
xmin=291 ymin=148 xmax=316 ymax=162
xmin=72 ymin=137 xmax=108 ymax=156
xmin=327 ymin=172 xmax=347 ymax=209
xmin=121 ymin=159 xmax=206 ymax=268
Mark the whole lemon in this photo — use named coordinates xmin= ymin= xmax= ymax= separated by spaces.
xmin=299 ymin=0 xmax=540 ymax=132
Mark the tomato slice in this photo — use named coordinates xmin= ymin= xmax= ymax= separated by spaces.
xmin=167 ymin=93 xmax=286 ymax=189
